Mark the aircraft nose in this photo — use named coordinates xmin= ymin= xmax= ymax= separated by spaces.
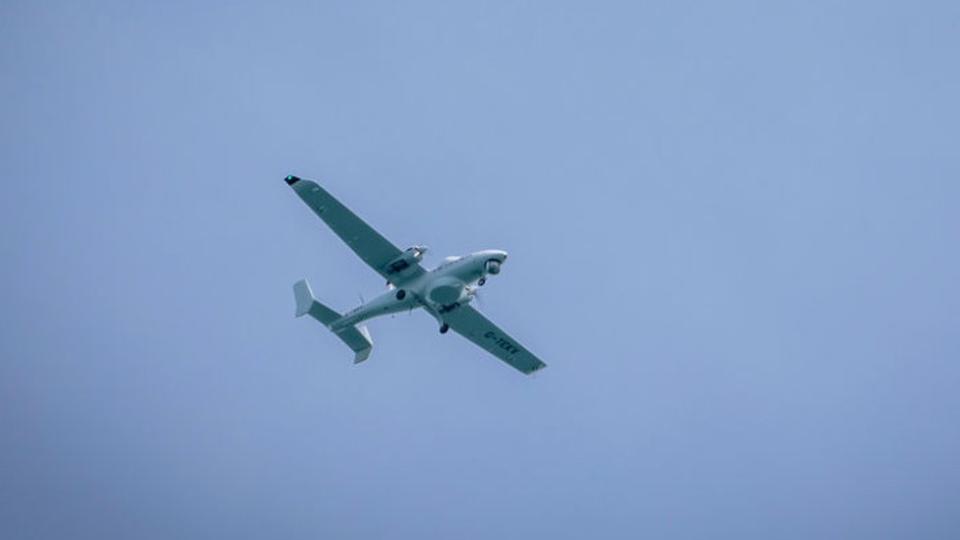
xmin=480 ymin=249 xmax=508 ymax=263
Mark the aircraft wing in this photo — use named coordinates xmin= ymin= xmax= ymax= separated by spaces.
xmin=440 ymin=305 xmax=547 ymax=374
xmin=286 ymin=176 xmax=425 ymax=285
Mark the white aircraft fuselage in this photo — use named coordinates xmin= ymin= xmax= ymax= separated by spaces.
xmin=330 ymin=249 xmax=508 ymax=331
xmin=286 ymin=174 xmax=545 ymax=373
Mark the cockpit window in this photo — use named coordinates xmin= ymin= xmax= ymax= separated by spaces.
xmin=436 ymin=256 xmax=461 ymax=269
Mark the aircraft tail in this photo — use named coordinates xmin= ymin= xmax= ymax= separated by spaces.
xmin=293 ymin=279 xmax=373 ymax=363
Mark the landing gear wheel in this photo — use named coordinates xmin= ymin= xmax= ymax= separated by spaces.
xmin=478 ymin=278 xmax=486 ymax=286
xmin=395 ymin=289 xmax=406 ymax=300
xmin=440 ymin=323 xmax=450 ymax=334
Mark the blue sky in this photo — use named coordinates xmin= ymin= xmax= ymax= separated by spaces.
xmin=2 ymin=1 xmax=959 ymax=538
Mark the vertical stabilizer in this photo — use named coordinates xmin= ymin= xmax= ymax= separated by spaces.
xmin=293 ymin=279 xmax=374 ymax=363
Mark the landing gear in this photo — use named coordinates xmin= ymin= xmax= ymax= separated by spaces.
xmin=478 ymin=278 xmax=486 ymax=286
xmin=395 ymin=289 xmax=406 ymax=300
xmin=440 ymin=323 xmax=449 ymax=334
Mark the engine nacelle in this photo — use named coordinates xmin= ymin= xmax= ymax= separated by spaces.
xmin=385 ymin=245 xmax=428 ymax=274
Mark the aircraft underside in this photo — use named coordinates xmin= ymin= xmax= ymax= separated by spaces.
xmin=285 ymin=174 xmax=546 ymax=374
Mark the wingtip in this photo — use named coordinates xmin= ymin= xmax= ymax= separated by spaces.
xmin=284 ymin=174 xmax=301 ymax=186
xmin=525 ymin=362 xmax=548 ymax=375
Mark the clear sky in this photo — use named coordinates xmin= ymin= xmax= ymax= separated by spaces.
xmin=2 ymin=1 xmax=958 ymax=538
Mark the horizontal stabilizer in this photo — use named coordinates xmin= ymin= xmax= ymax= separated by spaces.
xmin=293 ymin=279 xmax=373 ymax=363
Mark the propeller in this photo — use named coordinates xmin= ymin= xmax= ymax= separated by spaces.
xmin=467 ymin=285 xmax=483 ymax=309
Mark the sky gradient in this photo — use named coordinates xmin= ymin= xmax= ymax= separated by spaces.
xmin=2 ymin=1 xmax=959 ymax=538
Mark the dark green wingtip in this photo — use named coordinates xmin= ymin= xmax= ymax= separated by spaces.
xmin=284 ymin=175 xmax=301 ymax=186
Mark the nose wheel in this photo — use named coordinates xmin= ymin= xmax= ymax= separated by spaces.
xmin=440 ymin=323 xmax=449 ymax=334
xmin=478 ymin=278 xmax=486 ymax=286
